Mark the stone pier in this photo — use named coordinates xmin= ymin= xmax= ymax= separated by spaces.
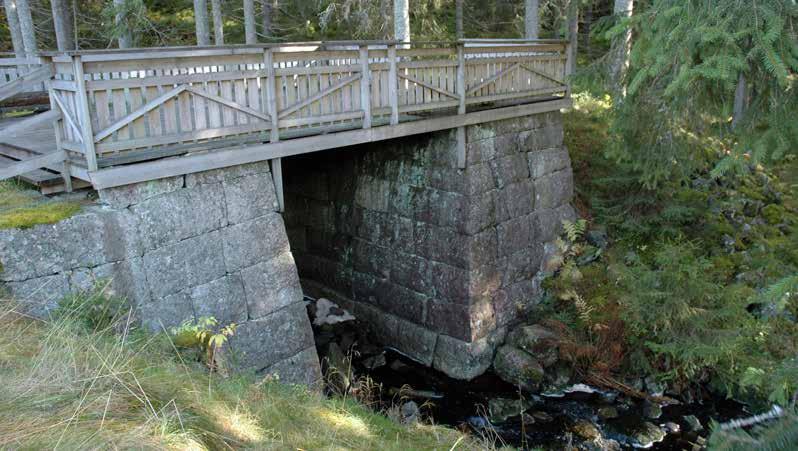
xmin=284 ymin=111 xmax=575 ymax=379
xmin=0 ymin=161 xmax=321 ymax=385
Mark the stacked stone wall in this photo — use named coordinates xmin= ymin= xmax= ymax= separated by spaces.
xmin=284 ymin=111 xmax=575 ymax=379
xmin=0 ymin=161 xmax=320 ymax=385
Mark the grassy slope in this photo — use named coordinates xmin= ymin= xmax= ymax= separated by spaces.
xmin=0 ymin=180 xmax=84 ymax=230
xmin=0 ymin=302 xmax=486 ymax=450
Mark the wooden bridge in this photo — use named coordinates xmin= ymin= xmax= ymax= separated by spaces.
xmin=0 ymin=40 xmax=571 ymax=202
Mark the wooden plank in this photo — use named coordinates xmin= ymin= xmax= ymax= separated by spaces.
xmin=50 ymin=93 xmax=83 ymax=141
xmin=264 ymin=49 xmax=279 ymax=142
xmin=0 ymin=150 xmax=66 ymax=181
xmin=72 ymin=57 xmax=98 ymax=171
xmin=398 ymin=72 xmax=459 ymax=99
xmin=359 ymin=46 xmax=371 ymax=129
xmin=0 ymin=109 xmax=61 ymax=138
xmin=388 ymin=45 xmax=398 ymax=125
xmin=89 ymin=98 xmax=572 ymax=189
xmin=466 ymin=62 xmax=520 ymax=95
xmin=94 ymin=85 xmax=188 ymax=142
xmin=466 ymin=86 xmax=564 ymax=105
xmin=277 ymin=73 xmax=361 ymax=119
xmin=188 ymin=86 xmax=271 ymax=122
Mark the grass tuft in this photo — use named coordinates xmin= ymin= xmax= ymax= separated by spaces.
xmin=0 ymin=295 xmax=487 ymax=450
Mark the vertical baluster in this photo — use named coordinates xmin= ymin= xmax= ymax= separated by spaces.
xmin=456 ymin=43 xmax=466 ymax=169
xmin=388 ymin=44 xmax=398 ymax=125
xmin=359 ymin=45 xmax=371 ymax=129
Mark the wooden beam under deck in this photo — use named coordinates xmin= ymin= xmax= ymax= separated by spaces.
xmin=89 ymin=98 xmax=571 ymax=189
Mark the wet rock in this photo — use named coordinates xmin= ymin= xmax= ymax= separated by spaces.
xmin=598 ymin=406 xmax=619 ymax=420
xmin=521 ymin=413 xmax=536 ymax=426
xmin=642 ymin=401 xmax=662 ymax=419
xmin=492 ymin=345 xmax=545 ymax=392
xmin=663 ymin=422 xmax=681 ymax=433
xmin=361 ymin=353 xmax=387 ymax=370
xmin=467 ymin=416 xmax=490 ymax=430
xmin=629 ymin=422 xmax=666 ymax=448
xmin=400 ymin=400 xmax=420 ymax=424
xmin=531 ymin=411 xmax=553 ymax=422
xmin=572 ymin=419 xmax=601 ymax=441
xmin=644 ymin=376 xmax=666 ymax=397
xmin=683 ymin=414 xmax=703 ymax=432
xmin=586 ymin=229 xmax=608 ymax=249
xmin=389 ymin=359 xmax=410 ymax=372
xmin=600 ymin=391 xmax=619 ymax=404
xmin=507 ymin=324 xmax=559 ymax=367
xmin=488 ymin=397 xmax=536 ymax=424
xmin=313 ymin=298 xmax=355 ymax=326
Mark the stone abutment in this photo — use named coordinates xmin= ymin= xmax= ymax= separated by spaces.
xmin=0 ymin=111 xmax=573 ymax=383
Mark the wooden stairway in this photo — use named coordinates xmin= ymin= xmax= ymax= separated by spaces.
xmin=0 ymin=112 xmax=90 ymax=194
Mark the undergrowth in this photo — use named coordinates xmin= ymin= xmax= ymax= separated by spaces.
xmin=540 ymin=88 xmax=798 ymax=410
xmin=0 ymin=294 xmax=487 ymax=450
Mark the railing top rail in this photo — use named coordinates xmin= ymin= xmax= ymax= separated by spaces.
xmin=38 ymin=38 xmax=567 ymax=59
xmin=0 ymin=57 xmax=46 ymax=66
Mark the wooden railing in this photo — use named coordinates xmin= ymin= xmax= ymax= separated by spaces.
xmin=43 ymin=40 xmax=569 ymax=173
xmin=0 ymin=54 xmax=49 ymax=102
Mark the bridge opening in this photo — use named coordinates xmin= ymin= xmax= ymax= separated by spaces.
xmin=281 ymin=111 xmax=575 ymax=380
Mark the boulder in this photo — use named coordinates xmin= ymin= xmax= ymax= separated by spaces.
xmin=598 ymin=406 xmax=619 ymax=420
xmin=492 ymin=345 xmax=545 ymax=392
xmin=629 ymin=422 xmax=666 ymax=448
xmin=507 ymin=324 xmax=559 ymax=367
xmin=488 ymin=397 xmax=536 ymax=424
xmin=572 ymin=419 xmax=601 ymax=441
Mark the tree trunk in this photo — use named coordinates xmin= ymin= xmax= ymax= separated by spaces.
xmin=566 ymin=0 xmax=578 ymax=75
xmin=14 ymin=0 xmax=37 ymax=55
xmin=455 ymin=0 xmax=463 ymax=39
xmin=194 ymin=0 xmax=211 ymax=45
xmin=51 ymin=0 xmax=75 ymax=51
xmin=583 ymin=0 xmax=592 ymax=57
xmin=610 ymin=0 xmax=634 ymax=96
xmin=524 ymin=0 xmax=539 ymax=39
xmin=393 ymin=0 xmax=409 ymax=43
xmin=243 ymin=0 xmax=256 ymax=44
xmin=211 ymin=0 xmax=224 ymax=45
xmin=261 ymin=0 xmax=273 ymax=38
xmin=113 ymin=0 xmax=133 ymax=48
xmin=732 ymin=73 xmax=747 ymax=129
xmin=3 ymin=0 xmax=26 ymax=58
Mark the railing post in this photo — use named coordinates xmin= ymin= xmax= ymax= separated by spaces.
xmin=71 ymin=55 xmax=98 ymax=172
xmin=359 ymin=45 xmax=371 ymax=129
xmin=564 ymin=42 xmax=573 ymax=97
xmin=263 ymin=48 xmax=284 ymax=212
xmin=455 ymin=43 xmax=467 ymax=169
xmin=388 ymin=44 xmax=399 ymax=126
xmin=48 ymin=80 xmax=72 ymax=192
xmin=264 ymin=48 xmax=279 ymax=143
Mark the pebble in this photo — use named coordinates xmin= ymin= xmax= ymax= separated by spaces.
xmin=683 ymin=414 xmax=704 ymax=432
xmin=400 ymin=401 xmax=420 ymax=424
xmin=598 ymin=406 xmax=619 ymax=420
xmin=642 ymin=401 xmax=663 ymax=419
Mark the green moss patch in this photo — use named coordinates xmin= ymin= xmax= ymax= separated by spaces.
xmin=0 ymin=202 xmax=83 ymax=230
xmin=0 ymin=181 xmax=84 ymax=230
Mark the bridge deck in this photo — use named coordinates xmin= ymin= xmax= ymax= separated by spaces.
xmin=1 ymin=40 xmax=572 ymax=197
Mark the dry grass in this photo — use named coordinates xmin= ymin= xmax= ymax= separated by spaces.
xmin=0 ymin=298 xmax=488 ymax=450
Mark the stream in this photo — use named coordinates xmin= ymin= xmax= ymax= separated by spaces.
xmin=308 ymin=296 xmax=749 ymax=450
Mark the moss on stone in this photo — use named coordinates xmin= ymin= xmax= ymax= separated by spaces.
xmin=762 ymin=204 xmax=786 ymax=225
xmin=0 ymin=181 xmax=84 ymax=230
xmin=0 ymin=202 xmax=83 ymax=230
